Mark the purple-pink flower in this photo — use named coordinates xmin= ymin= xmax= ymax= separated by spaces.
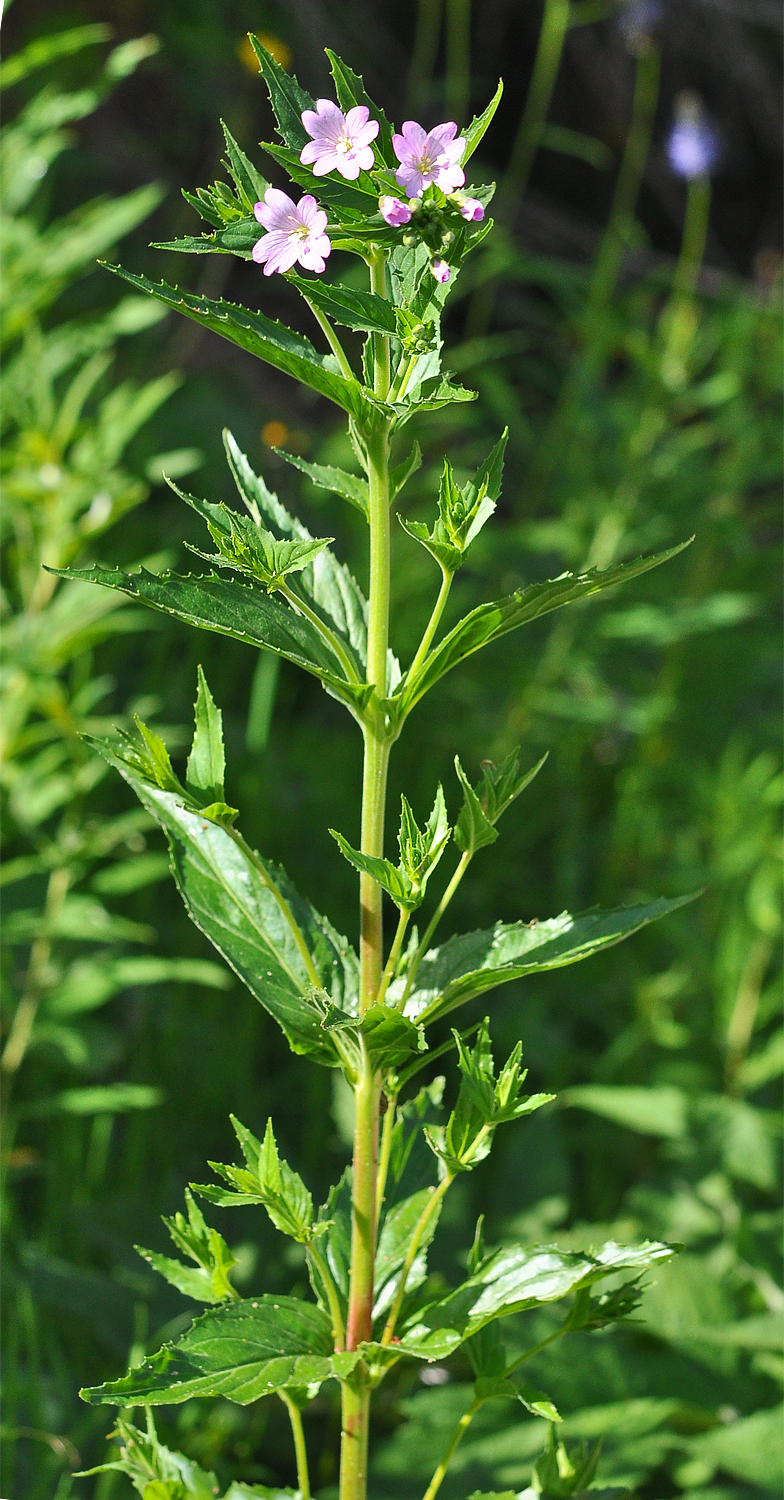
xmin=430 ymin=259 xmax=450 ymax=283
xmin=252 ymin=189 xmax=331 ymax=276
xmin=392 ymin=120 xmax=466 ymax=198
xmin=454 ymin=195 xmax=485 ymax=222
xmin=300 ymin=100 xmax=379 ymax=180
xmin=379 ymin=195 xmax=413 ymax=227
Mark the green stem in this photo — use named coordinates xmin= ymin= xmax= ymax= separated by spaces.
xmin=421 ymin=1396 xmax=483 ymax=1500
xmin=407 ymin=568 xmax=452 ymax=686
xmin=345 ymin=1054 xmax=380 ymax=1351
xmin=279 ymin=1391 xmax=311 ymax=1500
xmin=376 ymin=908 xmax=410 ymax=1009
xmin=399 ymin=849 xmax=471 ymax=1009
xmin=279 ymin=580 xmax=363 ymax=686
xmin=670 ymin=172 xmax=712 ymax=305
xmin=305 ymin=296 xmax=355 ymax=382
xmin=381 ymin=1174 xmax=452 ymax=1344
xmin=340 ymin=1374 xmax=371 ymax=1500
xmin=376 ymin=1087 xmax=399 ymax=1212
xmin=445 ymin=0 xmax=471 ymax=127
xmin=503 ymin=1321 xmax=568 ymax=1379
xmin=308 ymin=1244 xmax=346 ymax=1351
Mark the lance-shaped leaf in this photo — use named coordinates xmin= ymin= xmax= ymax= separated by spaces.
xmin=404 ymin=893 xmax=698 ymax=1024
xmin=221 ymin=119 xmax=270 ymax=209
xmin=153 ymin=220 xmax=261 ymax=259
xmin=51 ymin=564 xmax=370 ymax=717
xmin=397 ymin=542 xmax=693 ymax=716
xmin=454 ymin=749 xmax=548 ymax=855
xmin=262 ymin=140 xmax=378 ymax=215
xmin=394 ymin=1239 xmax=677 ymax=1361
xmin=99 ymin=264 xmax=380 ymax=424
xmin=325 ymin=48 xmax=396 ymax=167
xmin=249 ymin=35 xmax=315 ymax=151
xmin=136 ymin=1189 xmax=238 ymax=1304
xmin=287 ymin=272 xmax=398 ymax=336
xmin=80 ymin=1296 xmax=356 ymax=1405
xmin=462 ymin=80 xmax=504 ymax=163
xmin=390 ymin=441 xmax=423 ymax=501
xmin=274 ymin=448 xmax=369 ymax=517
xmin=331 ymin=786 xmax=449 ymax=913
xmin=425 ymin=1021 xmax=553 ymax=1173
xmin=224 ymin=431 xmax=403 ymax=695
xmin=196 ymin=1117 xmax=316 ymax=1243
xmin=531 ymin=1428 xmax=603 ymax=1499
xmin=309 ymin=1169 xmax=352 ymax=1321
xmin=88 ymin=733 xmax=357 ymax=1064
xmin=186 ymin=665 xmax=226 ymax=807
xmin=400 ymin=433 xmax=507 ymax=575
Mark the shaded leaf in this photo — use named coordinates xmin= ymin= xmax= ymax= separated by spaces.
xmin=287 ymin=272 xmax=398 ymax=335
xmin=274 ymin=448 xmax=369 ymax=517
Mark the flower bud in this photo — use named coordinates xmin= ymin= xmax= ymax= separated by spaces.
xmin=379 ymin=195 xmax=413 ymax=227
xmin=430 ymin=259 xmax=450 ymax=283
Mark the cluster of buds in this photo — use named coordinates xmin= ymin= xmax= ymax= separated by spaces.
xmin=378 ymin=191 xmax=485 ymax=282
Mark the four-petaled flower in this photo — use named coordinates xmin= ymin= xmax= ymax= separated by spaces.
xmin=392 ymin=120 xmax=466 ymax=198
xmin=252 ymin=189 xmax=331 ymax=276
xmin=300 ymin=100 xmax=379 ymax=180
xmin=379 ymin=195 xmax=414 ymax=227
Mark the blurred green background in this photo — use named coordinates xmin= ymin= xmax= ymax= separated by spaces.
xmin=1 ymin=2 xmax=781 ymax=1498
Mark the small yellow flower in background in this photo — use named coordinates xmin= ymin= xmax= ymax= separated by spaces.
xmin=237 ymin=33 xmax=292 ymax=74
xmin=262 ymin=420 xmax=289 ymax=448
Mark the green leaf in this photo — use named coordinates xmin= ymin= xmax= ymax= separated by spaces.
xmin=454 ymin=748 xmax=548 ymax=855
xmin=221 ymin=121 xmax=270 ymax=208
xmin=134 ymin=717 xmax=184 ymax=795
xmin=400 ymin=456 xmax=497 ymax=575
xmin=404 ymin=893 xmax=699 ymax=1024
xmin=330 ymin=830 xmax=412 ymax=908
xmin=531 ymin=1428 xmax=602 ymax=1498
xmin=99 ymin=263 xmax=378 ymax=423
xmin=309 ymin=1169 xmax=352 ymax=1318
xmin=182 ymin=490 xmax=333 ymax=590
xmin=390 ymin=441 xmax=422 ymax=501
xmin=0 ymin=23 xmax=111 ymax=88
xmin=331 ymin=788 xmax=449 ymax=913
xmin=562 ymin=1084 xmax=689 ymax=1139
xmin=87 ymin=734 xmax=358 ymax=1064
xmin=198 ymin=1117 xmax=315 ymax=1242
xmin=686 ymin=1403 xmax=784 ymax=1489
xmin=324 ymin=49 xmax=395 ymax=166
xmin=53 ymin=564 xmax=368 ymax=716
xmin=75 ymin=1413 xmax=218 ymax=1498
xmin=186 ymin=665 xmax=226 ymax=805
xmin=260 ymin=141 xmax=377 ymax=215
xmin=287 ymin=273 xmax=398 ymax=335
xmin=137 ymin=1189 xmax=238 ymax=1304
xmin=274 ymin=449 xmax=369 ymax=517
xmin=462 ymin=80 xmax=504 ymax=164
xmin=394 ymin=1239 xmax=677 ymax=1360
xmin=425 ymin=1021 xmax=554 ymax=1172
xmin=398 ymin=542 xmax=694 ymax=715
xmin=249 ymin=36 xmax=315 ymax=150
xmin=373 ymin=1187 xmax=444 ymax=1319
xmin=80 ymin=1295 xmax=351 ymax=1405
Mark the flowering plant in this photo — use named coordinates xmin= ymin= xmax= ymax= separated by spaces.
xmin=61 ymin=41 xmax=694 ymax=1500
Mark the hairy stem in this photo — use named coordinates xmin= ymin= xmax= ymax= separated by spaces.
xmin=421 ymin=1396 xmax=483 ymax=1500
xmin=381 ymin=1174 xmax=452 ymax=1344
xmin=279 ymin=1391 xmax=311 ymax=1500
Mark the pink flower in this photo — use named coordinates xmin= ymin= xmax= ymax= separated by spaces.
xmin=455 ymin=195 xmax=484 ymax=222
xmin=300 ymin=99 xmax=379 ymax=180
xmin=431 ymin=259 xmax=450 ymax=283
xmin=392 ymin=120 xmax=466 ymax=198
xmin=379 ymin=195 xmax=413 ymax=227
xmin=252 ymin=189 xmax=331 ymax=276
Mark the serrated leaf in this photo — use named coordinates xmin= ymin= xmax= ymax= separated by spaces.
xmin=249 ymin=36 xmax=314 ymax=149
xmin=404 ymin=894 xmax=699 ymax=1025
xmin=87 ymin=735 xmax=358 ymax=1064
xmin=462 ymin=80 xmax=504 ymax=163
xmin=261 ymin=141 xmax=377 ymax=215
xmin=330 ymin=829 xmax=413 ymax=908
xmin=397 ymin=542 xmax=694 ymax=716
xmin=201 ymin=1118 xmax=314 ymax=1241
xmin=99 ymin=263 xmax=378 ymax=423
xmin=221 ymin=121 xmax=270 ymax=208
xmin=394 ymin=1239 xmax=677 ymax=1360
xmin=274 ymin=448 xmax=369 ymax=517
xmin=52 ymin=564 xmax=369 ymax=717
xmin=325 ymin=49 xmax=395 ymax=166
xmin=186 ymin=665 xmax=225 ymax=804
xmin=454 ymin=749 xmax=548 ymax=855
xmin=136 ymin=1248 xmax=226 ymax=1304
xmin=80 ymin=1296 xmax=346 ymax=1405
xmin=287 ymin=272 xmax=398 ymax=335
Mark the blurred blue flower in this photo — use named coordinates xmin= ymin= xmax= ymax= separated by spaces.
xmin=666 ymin=94 xmax=721 ymax=179
xmin=618 ymin=0 xmax=662 ymax=50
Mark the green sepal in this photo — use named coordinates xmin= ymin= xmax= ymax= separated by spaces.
xmin=249 ymin=35 xmax=314 ymax=150
xmin=397 ymin=540 xmax=694 ymax=716
xmin=462 ymin=80 xmax=504 ymax=163
xmin=79 ymin=1296 xmax=351 ymax=1405
xmin=135 ymin=1188 xmax=238 ymax=1304
xmin=196 ymin=1117 xmax=316 ymax=1243
xmin=273 ymin=449 xmax=369 ymax=517
xmin=454 ymin=749 xmax=548 ymax=854
xmin=186 ymin=665 xmax=226 ymax=805
xmin=98 ymin=263 xmax=380 ymax=425
xmin=404 ymin=892 xmax=700 ymax=1025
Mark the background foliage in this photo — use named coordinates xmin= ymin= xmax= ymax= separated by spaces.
xmin=1 ymin=3 xmax=781 ymax=1499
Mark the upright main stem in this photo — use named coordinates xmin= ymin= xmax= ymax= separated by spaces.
xmin=340 ymin=253 xmax=393 ymax=1500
